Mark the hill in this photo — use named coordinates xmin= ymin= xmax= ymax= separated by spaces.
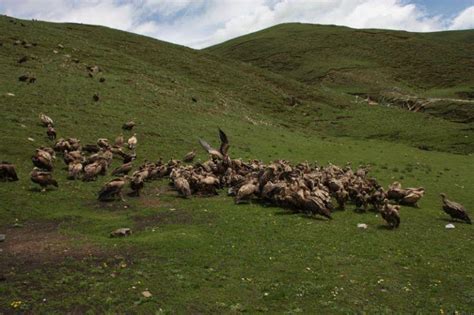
xmin=0 ymin=16 xmax=473 ymax=313
xmin=206 ymin=23 xmax=474 ymax=123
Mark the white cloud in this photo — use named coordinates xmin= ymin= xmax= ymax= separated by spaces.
xmin=0 ymin=0 xmax=472 ymax=48
xmin=449 ymin=6 xmax=474 ymax=30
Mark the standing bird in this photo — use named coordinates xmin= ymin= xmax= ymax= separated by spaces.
xmin=30 ymin=168 xmax=58 ymax=192
xmin=440 ymin=193 xmax=471 ymax=224
xmin=39 ymin=113 xmax=53 ymax=126
xmin=115 ymin=134 xmax=124 ymax=147
xmin=381 ymin=199 xmax=400 ymax=229
xmin=47 ymin=124 xmax=56 ymax=140
xmin=98 ymin=177 xmax=126 ymax=201
xmin=122 ymin=120 xmax=135 ymax=130
xmin=0 ymin=162 xmax=19 ymax=181
xmin=128 ymin=133 xmax=137 ymax=150
xmin=174 ymin=177 xmax=191 ymax=198
xmin=183 ymin=149 xmax=196 ymax=163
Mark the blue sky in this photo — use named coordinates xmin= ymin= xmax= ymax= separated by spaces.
xmin=1 ymin=0 xmax=473 ymax=48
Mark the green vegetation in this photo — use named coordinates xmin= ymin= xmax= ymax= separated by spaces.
xmin=0 ymin=16 xmax=473 ymax=313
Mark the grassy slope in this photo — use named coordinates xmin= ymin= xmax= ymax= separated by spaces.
xmin=0 ymin=16 xmax=473 ymax=313
xmin=206 ymin=23 xmax=474 ymax=126
xmin=206 ymin=23 xmax=474 ymax=94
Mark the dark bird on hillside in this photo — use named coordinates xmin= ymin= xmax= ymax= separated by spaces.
xmin=47 ymin=124 xmax=56 ymax=140
xmin=98 ymin=177 xmax=126 ymax=202
xmin=183 ymin=149 xmax=196 ymax=163
xmin=440 ymin=193 xmax=471 ymax=224
xmin=0 ymin=162 xmax=19 ymax=181
xmin=199 ymin=128 xmax=230 ymax=160
xmin=30 ymin=168 xmax=58 ymax=192
xmin=39 ymin=113 xmax=54 ymax=127
xmin=18 ymin=56 xmax=28 ymax=63
xmin=93 ymin=93 xmax=100 ymax=102
xmin=112 ymin=162 xmax=133 ymax=176
xmin=381 ymin=199 xmax=400 ymax=229
xmin=122 ymin=121 xmax=135 ymax=130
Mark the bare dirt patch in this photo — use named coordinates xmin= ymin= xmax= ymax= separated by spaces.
xmin=0 ymin=220 xmax=101 ymax=267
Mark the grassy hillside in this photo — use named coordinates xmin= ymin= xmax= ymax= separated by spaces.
xmin=0 ymin=16 xmax=473 ymax=313
xmin=206 ymin=23 xmax=474 ymax=123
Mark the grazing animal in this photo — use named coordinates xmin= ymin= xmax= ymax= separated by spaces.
xmin=39 ymin=113 xmax=54 ymax=126
xmin=98 ymin=178 xmax=126 ymax=201
xmin=122 ymin=121 xmax=135 ymax=130
xmin=440 ymin=193 xmax=471 ymax=224
xmin=30 ymin=168 xmax=58 ymax=191
xmin=183 ymin=149 xmax=196 ymax=163
xmin=0 ymin=162 xmax=19 ymax=181
xmin=381 ymin=199 xmax=400 ymax=229
xmin=47 ymin=124 xmax=56 ymax=140
xmin=128 ymin=133 xmax=137 ymax=150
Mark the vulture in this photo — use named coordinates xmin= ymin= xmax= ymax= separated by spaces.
xmin=183 ymin=149 xmax=196 ymax=163
xmin=39 ymin=113 xmax=53 ymax=126
xmin=174 ymin=177 xmax=191 ymax=198
xmin=381 ymin=200 xmax=400 ymax=229
xmin=97 ymin=138 xmax=110 ymax=149
xmin=63 ymin=150 xmax=83 ymax=165
xmin=122 ymin=121 xmax=135 ymax=130
xmin=128 ymin=133 xmax=137 ymax=150
xmin=32 ymin=149 xmax=53 ymax=171
xmin=67 ymin=161 xmax=83 ymax=180
xmin=47 ymin=124 xmax=56 ymax=140
xmin=98 ymin=178 xmax=126 ymax=202
xmin=400 ymin=189 xmax=425 ymax=207
xmin=112 ymin=162 xmax=133 ymax=176
xmin=0 ymin=162 xmax=19 ymax=181
xmin=199 ymin=128 xmax=230 ymax=160
xmin=130 ymin=173 xmax=145 ymax=197
xmin=30 ymin=168 xmax=58 ymax=191
xmin=440 ymin=193 xmax=471 ymax=224
xmin=115 ymin=134 xmax=124 ymax=147
xmin=235 ymin=180 xmax=258 ymax=204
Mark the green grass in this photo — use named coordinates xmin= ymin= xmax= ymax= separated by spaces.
xmin=0 ymin=16 xmax=473 ymax=313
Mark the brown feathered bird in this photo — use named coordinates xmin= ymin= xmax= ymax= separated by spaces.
xmin=47 ymin=124 xmax=56 ymax=140
xmin=199 ymin=128 xmax=230 ymax=160
xmin=0 ymin=162 xmax=19 ymax=181
xmin=122 ymin=120 xmax=136 ymax=130
xmin=30 ymin=168 xmax=58 ymax=191
xmin=440 ymin=193 xmax=471 ymax=224
xmin=98 ymin=178 xmax=126 ymax=201
xmin=39 ymin=113 xmax=53 ymax=126
xmin=111 ymin=162 xmax=133 ymax=176
xmin=381 ymin=199 xmax=400 ymax=229
xmin=32 ymin=149 xmax=53 ymax=171
xmin=174 ymin=177 xmax=191 ymax=198
xmin=183 ymin=149 xmax=196 ymax=163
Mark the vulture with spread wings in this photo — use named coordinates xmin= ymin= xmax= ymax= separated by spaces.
xmin=199 ymin=128 xmax=230 ymax=160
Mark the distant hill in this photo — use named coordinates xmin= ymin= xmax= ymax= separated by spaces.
xmin=206 ymin=23 xmax=474 ymax=97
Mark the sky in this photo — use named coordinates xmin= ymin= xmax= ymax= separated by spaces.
xmin=0 ymin=0 xmax=473 ymax=49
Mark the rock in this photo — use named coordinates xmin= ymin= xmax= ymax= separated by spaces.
xmin=57 ymin=44 xmax=64 ymax=49
xmin=27 ymin=137 xmax=35 ymax=142
xmin=141 ymin=290 xmax=152 ymax=298
xmin=110 ymin=228 xmax=132 ymax=238
xmin=0 ymin=234 xmax=5 ymax=242
xmin=357 ymin=223 xmax=368 ymax=229
xmin=445 ymin=223 xmax=455 ymax=229
xmin=6 ymin=93 xmax=15 ymax=97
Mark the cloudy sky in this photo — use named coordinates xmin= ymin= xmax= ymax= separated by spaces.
xmin=1 ymin=0 xmax=473 ymax=48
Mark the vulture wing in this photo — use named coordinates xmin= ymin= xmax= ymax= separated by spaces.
xmin=218 ymin=128 xmax=230 ymax=156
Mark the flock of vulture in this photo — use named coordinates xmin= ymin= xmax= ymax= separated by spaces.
xmin=0 ymin=114 xmax=471 ymax=228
